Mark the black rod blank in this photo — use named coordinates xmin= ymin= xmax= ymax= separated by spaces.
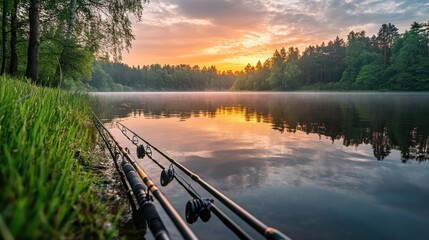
xmin=122 ymin=161 xmax=170 ymax=240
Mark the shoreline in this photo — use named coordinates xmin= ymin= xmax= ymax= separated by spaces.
xmin=0 ymin=77 xmax=124 ymax=239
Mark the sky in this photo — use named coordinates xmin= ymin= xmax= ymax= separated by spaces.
xmin=122 ymin=0 xmax=429 ymax=71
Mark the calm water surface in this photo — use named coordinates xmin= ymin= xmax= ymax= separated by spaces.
xmin=92 ymin=92 xmax=429 ymax=240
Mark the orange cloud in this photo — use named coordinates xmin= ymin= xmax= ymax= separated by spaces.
xmin=122 ymin=0 xmax=429 ymax=71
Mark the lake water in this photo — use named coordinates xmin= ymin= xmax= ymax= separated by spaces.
xmin=92 ymin=92 xmax=429 ymax=240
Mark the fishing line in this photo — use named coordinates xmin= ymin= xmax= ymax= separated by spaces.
xmin=116 ymin=121 xmax=291 ymax=240
xmin=96 ymin=120 xmax=137 ymax=212
xmin=117 ymin=122 xmax=202 ymax=200
xmin=92 ymin=112 xmax=198 ymax=240
xmin=116 ymin=121 xmax=256 ymax=240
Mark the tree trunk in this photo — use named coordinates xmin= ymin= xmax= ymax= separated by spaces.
xmin=1 ymin=0 xmax=7 ymax=75
xmin=383 ymin=45 xmax=387 ymax=67
xmin=25 ymin=0 xmax=40 ymax=83
xmin=65 ymin=0 xmax=76 ymax=42
xmin=53 ymin=0 xmax=76 ymax=87
xmin=8 ymin=0 xmax=18 ymax=76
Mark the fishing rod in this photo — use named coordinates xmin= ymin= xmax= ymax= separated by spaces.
xmin=91 ymin=112 xmax=198 ymax=240
xmin=116 ymin=122 xmax=292 ymax=240
xmin=93 ymin=113 xmax=169 ymax=239
xmin=117 ymin=122 xmax=253 ymax=240
xmin=94 ymin=115 xmax=155 ymax=231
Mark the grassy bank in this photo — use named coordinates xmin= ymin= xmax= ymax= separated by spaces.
xmin=0 ymin=76 xmax=118 ymax=239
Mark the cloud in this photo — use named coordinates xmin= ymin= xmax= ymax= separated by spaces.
xmin=122 ymin=0 xmax=429 ymax=70
xmin=170 ymin=0 xmax=268 ymax=29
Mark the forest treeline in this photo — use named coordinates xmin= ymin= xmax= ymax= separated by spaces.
xmin=233 ymin=22 xmax=429 ymax=91
xmin=73 ymin=62 xmax=236 ymax=91
xmin=80 ymin=21 xmax=429 ymax=92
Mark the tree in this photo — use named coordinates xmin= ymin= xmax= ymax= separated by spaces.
xmin=254 ymin=60 xmax=271 ymax=90
xmin=341 ymin=31 xmax=373 ymax=83
xmin=1 ymin=0 xmax=7 ymax=75
xmin=281 ymin=47 xmax=301 ymax=90
xmin=355 ymin=52 xmax=384 ymax=89
xmin=329 ymin=37 xmax=346 ymax=82
xmin=387 ymin=23 xmax=429 ymax=90
xmin=377 ymin=23 xmax=399 ymax=66
xmin=25 ymin=0 xmax=40 ymax=83
xmin=268 ymin=50 xmax=284 ymax=90
xmin=299 ymin=45 xmax=317 ymax=85
xmin=244 ymin=63 xmax=255 ymax=74
xmin=8 ymin=0 xmax=18 ymax=76
xmin=283 ymin=58 xmax=301 ymax=90
xmin=52 ymin=0 xmax=78 ymax=87
xmin=49 ymin=0 xmax=148 ymax=87
xmin=255 ymin=60 xmax=262 ymax=71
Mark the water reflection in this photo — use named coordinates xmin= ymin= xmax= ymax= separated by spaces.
xmin=92 ymin=92 xmax=429 ymax=163
xmin=92 ymin=92 xmax=429 ymax=240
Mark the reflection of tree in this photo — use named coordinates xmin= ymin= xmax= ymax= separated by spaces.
xmin=372 ymin=128 xmax=391 ymax=161
xmin=401 ymin=128 xmax=429 ymax=163
xmin=92 ymin=93 xmax=429 ymax=163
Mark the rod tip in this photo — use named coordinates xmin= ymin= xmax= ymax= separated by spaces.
xmin=265 ymin=227 xmax=292 ymax=240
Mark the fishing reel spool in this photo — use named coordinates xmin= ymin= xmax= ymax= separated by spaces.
xmin=185 ymin=198 xmax=213 ymax=224
xmin=160 ymin=165 xmax=175 ymax=186
xmin=137 ymin=144 xmax=145 ymax=159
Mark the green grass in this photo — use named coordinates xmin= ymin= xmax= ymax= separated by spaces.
xmin=0 ymin=76 xmax=117 ymax=239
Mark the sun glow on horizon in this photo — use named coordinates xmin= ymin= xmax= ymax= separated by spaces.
xmin=121 ymin=0 xmax=429 ymax=72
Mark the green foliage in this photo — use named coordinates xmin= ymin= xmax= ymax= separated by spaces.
xmin=89 ymin=62 xmax=116 ymax=91
xmin=231 ymin=61 xmax=270 ymax=91
xmin=377 ymin=23 xmax=399 ymax=65
xmin=387 ymin=26 xmax=429 ymax=90
xmin=268 ymin=47 xmax=302 ymax=90
xmin=341 ymin=31 xmax=374 ymax=83
xmin=0 ymin=77 xmax=117 ymax=239
xmin=233 ymin=21 xmax=429 ymax=91
xmin=269 ymin=61 xmax=284 ymax=90
xmin=59 ymin=42 xmax=94 ymax=81
xmin=0 ymin=0 xmax=149 ymax=86
xmin=355 ymin=60 xmax=385 ymax=89
xmin=86 ymin=62 xmax=236 ymax=91
xmin=282 ymin=58 xmax=301 ymax=90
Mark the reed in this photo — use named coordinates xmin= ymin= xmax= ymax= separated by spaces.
xmin=0 ymin=76 xmax=117 ymax=239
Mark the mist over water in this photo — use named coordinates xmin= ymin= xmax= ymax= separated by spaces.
xmin=92 ymin=92 xmax=429 ymax=240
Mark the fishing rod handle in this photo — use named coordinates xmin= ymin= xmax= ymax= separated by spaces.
xmin=141 ymin=202 xmax=171 ymax=240
xmin=122 ymin=161 xmax=172 ymax=240
xmin=122 ymin=151 xmax=198 ymax=240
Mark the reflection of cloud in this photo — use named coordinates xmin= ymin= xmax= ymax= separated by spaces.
xmin=123 ymin=0 xmax=429 ymax=70
xmin=369 ymin=176 xmax=429 ymax=218
xmin=100 ymin=92 xmax=429 ymax=239
xmin=183 ymin=153 xmax=298 ymax=191
xmin=180 ymin=138 xmax=384 ymax=194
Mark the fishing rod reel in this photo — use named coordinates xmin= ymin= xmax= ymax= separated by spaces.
xmin=160 ymin=165 xmax=175 ymax=186
xmin=137 ymin=144 xmax=152 ymax=159
xmin=137 ymin=144 xmax=146 ymax=159
xmin=185 ymin=198 xmax=213 ymax=224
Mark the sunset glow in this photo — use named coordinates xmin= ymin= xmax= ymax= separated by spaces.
xmin=122 ymin=0 xmax=429 ymax=71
